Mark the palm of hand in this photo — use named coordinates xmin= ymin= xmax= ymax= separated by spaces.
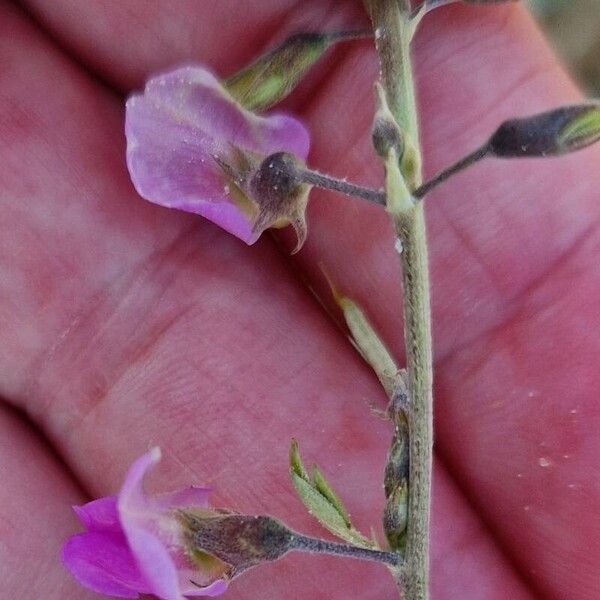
xmin=0 ymin=2 xmax=598 ymax=599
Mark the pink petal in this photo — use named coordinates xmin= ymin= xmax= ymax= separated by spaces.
xmin=253 ymin=110 xmax=310 ymax=159
xmin=118 ymin=449 xmax=184 ymax=600
xmin=141 ymin=67 xmax=309 ymax=159
xmin=126 ymin=90 xmax=256 ymax=242
xmin=183 ymin=579 xmax=229 ymax=597
xmin=118 ymin=447 xmax=160 ymax=514
xmin=123 ymin=524 xmax=186 ymax=600
xmin=73 ymin=496 xmax=121 ymax=532
xmin=125 ymin=66 xmax=310 ymax=244
xmin=62 ymin=531 xmax=150 ymax=598
xmin=114 ymin=449 xmax=228 ymax=598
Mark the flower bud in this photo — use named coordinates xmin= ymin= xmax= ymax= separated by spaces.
xmin=372 ymin=117 xmax=404 ymax=160
xmin=372 ymin=83 xmax=404 ymax=160
xmin=225 ymin=31 xmax=366 ymax=112
xmin=180 ymin=511 xmax=295 ymax=577
xmin=383 ymin=378 xmax=410 ymax=551
xmin=489 ymin=104 xmax=600 ymax=158
xmin=383 ymin=480 xmax=408 ymax=550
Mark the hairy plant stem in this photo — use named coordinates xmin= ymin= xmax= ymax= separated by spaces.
xmin=365 ymin=1 xmax=434 ymax=598
xmin=290 ymin=533 xmax=402 ymax=567
xmin=297 ymin=167 xmax=386 ymax=205
xmin=413 ymin=144 xmax=490 ymax=199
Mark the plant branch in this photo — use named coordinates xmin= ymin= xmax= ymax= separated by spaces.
xmin=297 ymin=167 xmax=386 ymax=205
xmin=365 ymin=1 xmax=434 ymax=598
xmin=413 ymin=143 xmax=490 ymax=198
xmin=291 ymin=533 xmax=402 ymax=567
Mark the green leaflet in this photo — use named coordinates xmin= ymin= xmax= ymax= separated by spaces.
xmin=312 ymin=466 xmax=352 ymax=528
xmin=289 ymin=439 xmax=374 ymax=548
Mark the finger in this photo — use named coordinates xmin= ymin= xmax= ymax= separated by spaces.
xmin=0 ymin=4 xmax=532 ymax=598
xmin=0 ymin=404 xmax=97 ymax=599
xmin=17 ymin=0 xmax=367 ymax=88
xmin=31 ymin=2 xmax=599 ymax=596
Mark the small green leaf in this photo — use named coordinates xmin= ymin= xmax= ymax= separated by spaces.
xmin=312 ymin=466 xmax=352 ymax=528
xmin=225 ymin=31 xmax=366 ymax=112
xmin=289 ymin=440 xmax=374 ymax=548
xmin=322 ymin=236 xmax=398 ymax=398
xmin=289 ymin=438 xmax=310 ymax=481
xmin=291 ymin=473 xmax=352 ymax=538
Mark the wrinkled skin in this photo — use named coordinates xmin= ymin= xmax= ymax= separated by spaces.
xmin=0 ymin=2 xmax=599 ymax=599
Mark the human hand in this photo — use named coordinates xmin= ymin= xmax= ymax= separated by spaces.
xmin=0 ymin=2 xmax=598 ymax=598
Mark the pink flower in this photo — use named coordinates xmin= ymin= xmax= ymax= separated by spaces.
xmin=62 ymin=448 xmax=228 ymax=599
xmin=125 ymin=66 xmax=311 ymax=246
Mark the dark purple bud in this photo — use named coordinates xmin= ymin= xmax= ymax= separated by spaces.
xmin=489 ymin=104 xmax=600 ymax=158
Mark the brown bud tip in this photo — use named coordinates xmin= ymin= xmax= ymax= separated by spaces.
xmin=372 ymin=117 xmax=404 ymax=159
xmin=489 ymin=104 xmax=600 ymax=158
xmin=372 ymin=82 xmax=404 ymax=159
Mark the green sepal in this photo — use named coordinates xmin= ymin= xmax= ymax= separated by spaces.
xmin=225 ymin=32 xmax=363 ymax=112
xmin=557 ymin=105 xmax=600 ymax=152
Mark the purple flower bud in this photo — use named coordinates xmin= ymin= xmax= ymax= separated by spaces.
xmin=489 ymin=104 xmax=600 ymax=158
xmin=62 ymin=448 xmax=228 ymax=599
xmin=125 ymin=66 xmax=310 ymax=246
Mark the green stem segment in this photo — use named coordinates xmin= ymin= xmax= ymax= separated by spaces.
xmin=366 ymin=1 xmax=434 ymax=598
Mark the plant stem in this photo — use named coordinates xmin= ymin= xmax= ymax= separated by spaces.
xmin=365 ymin=1 xmax=434 ymax=598
xmin=326 ymin=29 xmax=375 ymax=42
xmin=291 ymin=533 xmax=401 ymax=567
xmin=413 ymin=144 xmax=490 ymax=199
xmin=297 ymin=167 xmax=386 ymax=205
